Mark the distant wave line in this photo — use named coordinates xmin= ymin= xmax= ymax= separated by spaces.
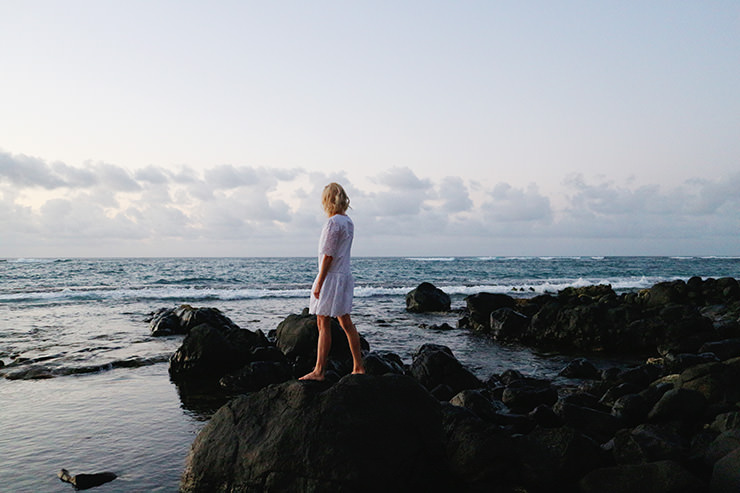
xmin=0 ymin=276 xmax=671 ymax=303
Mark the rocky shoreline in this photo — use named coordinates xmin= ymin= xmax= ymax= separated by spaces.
xmin=151 ymin=277 xmax=740 ymax=492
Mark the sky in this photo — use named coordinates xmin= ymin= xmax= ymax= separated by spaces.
xmin=1 ymin=1 xmax=739 ymax=257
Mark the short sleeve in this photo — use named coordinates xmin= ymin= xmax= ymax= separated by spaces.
xmin=320 ymin=219 xmax=343 ymax=257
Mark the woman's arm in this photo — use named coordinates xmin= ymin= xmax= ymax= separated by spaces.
xmin=313 ymin=255 xmax=333 ymax=299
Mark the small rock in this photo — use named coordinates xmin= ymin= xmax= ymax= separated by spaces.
xmin=559 ymin=358 xmax=601 ymax=380
xmin=58 ymin=469 xmax=117 ymax=490
xmin=579 ymin=460 xmax=706 ymax=493
xmin=406 ymin=282 xmax=451 ymax=312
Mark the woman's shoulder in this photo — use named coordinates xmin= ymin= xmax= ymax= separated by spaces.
xmin=328 ymin=214 xmax=352 ymax=225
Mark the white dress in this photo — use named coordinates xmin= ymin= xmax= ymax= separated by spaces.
xmin=309 ymin=214 xmax=354 ymax=317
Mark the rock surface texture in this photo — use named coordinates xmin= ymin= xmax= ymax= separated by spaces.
xmin=181 ymin=374 xmax=452 ymax=492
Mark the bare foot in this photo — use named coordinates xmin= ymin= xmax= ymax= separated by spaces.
xmin=299 ymin=370 xmax=325 ymax=381
xmin=351 ymin=368 xmax=366 ymax=375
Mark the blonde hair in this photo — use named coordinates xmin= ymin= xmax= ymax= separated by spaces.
xmin=321 ymin=182 xmax=350 ymax=216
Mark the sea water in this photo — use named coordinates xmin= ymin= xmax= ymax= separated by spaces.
xmin=1 ymin=256 xmax=739 ymax=491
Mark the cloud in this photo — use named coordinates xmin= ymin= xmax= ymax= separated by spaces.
xmin=375 ymin=167 xmax=432 ymax=190
xmin=438 ymin=177 xmax=473 ymax=213
xmin=484 ymin=183 xmax=552 ymax=222
xmin=0 ymin=150 xmax=738 ymax=256
xmin=0 ymin=151 xmax=66 ymax=189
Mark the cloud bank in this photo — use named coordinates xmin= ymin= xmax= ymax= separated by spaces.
xmin=1 ymin=150 xmax=738 ymax=257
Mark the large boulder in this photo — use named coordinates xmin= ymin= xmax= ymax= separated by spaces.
xmin=516 ymin=426 xmax=606 ymax=490
xmin=169 ymin=323 xmax=268 ymax=380
xmin=462 ymin=293 xmax=516 ymax=332
xmin=180 ymin=374 xmax=453 ymax=492
xmin=612 ymin=423 xmax=689 ymax=465
xmin=409 ymin=344 xmax=482 ymax=394
xmin=406 ymin=282 xmax=451 ymax=312
xmin=579 ymin=460 xmax=706 ymax=493
xmin=441 ymin=404 xmax=518 ymax=488
xmin=148 ymin=305 xmax=240 ymax=336
xmin=490 ymin=307 xmax=530 ymax=341
xmin=712 ymin=447 xmax=740 ymax=493
xmin=275 ymin=309 xmax=370 ymax=363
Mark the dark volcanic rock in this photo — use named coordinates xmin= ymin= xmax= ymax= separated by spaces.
xmin=441 ymin=404 xmax=517 ymax=488
xmin=559 ymin=358 xmax=602 ymax=380
xmin=554 ymin=397 xmax=621 ymax=444
xmin=502 ymin=378 xmax=558 ymax=413
xmin=699 ymin=338 xmax=740 ymax=361
xmin=219 ymin=361 xmax=292 ymax=393
xmin=449 ymin=389 xmax=506 ymax=422
xmin=490 ymin=307 xmax=529 ymax=341
xmin=517 ymin=426 xmax=606 ymax=490
xmin=58 ymin=469 xmax=117 ymax=490
xmin=275 ymin=309 xmax=370 ymax=367
xmin=462 ymin=292 xmax=516 ymax=332
xmin=410 ymin=344 xmax=482 ymax=394
xmin=612 ymin=423 xmax=689 ymax=465
xmin=149 ymin=305 xmax=239 ymax=336
xmin=181 ymin=374 xmax=453 ymax=492
xmin=579 ymin=460 xmax=706 ymax=493
xmin=405 ymin=282 xmax=451 ymax=312
xmin=363 ymin=351 xmax=406 ymax=376
xmin=712 ymin=447 xmax=740 ymax=493
xmin=647 ymin=388 xmax=707 ymax=422
xmin=461 ymin=278 xmax=738 ymax=356
xmin=169 ymin=323 xmax=257 ymax=380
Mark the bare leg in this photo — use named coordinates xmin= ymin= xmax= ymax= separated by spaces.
xmin=300 ymin=315 xmax=332 ymax=381
xmin=338 ymin=313 xmax=366 ymax=375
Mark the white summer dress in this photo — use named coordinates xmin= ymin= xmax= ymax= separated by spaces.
xmin=309 ymin=214 xmax=354 ymax=317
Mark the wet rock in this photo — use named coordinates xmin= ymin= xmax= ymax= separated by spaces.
xmin=663 ymin=352 xmax=720 ymax=373
xmin=528 ymin=404 xmax=563 ymax=428
xmin=219 ymin=361 xmax=292 ymax=393
xmin=559 ymin=358 xmax=601 ymax=380
xmin=275 ymin=309 xmax=370 ymax=366
xmin=557 ymin=284 xmax=616 ymax=304
xmin=647 ymin=388 xmax=706 ymax=422
xmin=711 ymin=447 xmax=740 ymax=493
xmin=517 ymin=426 xmax=605 ymax=490
xmin=405 ymin=282 xmax=451 ymax=312
xmin=501 ymin=378 xmax=558 ymax=413
xmin=181 ymin=374 xmax=453 ymax=492
xmin=579 ymin=460 xmax=706 ymax=493
xmin=679 ymin=362 xmax=731 ymax=404
xmin=612 ymin=423 xmax=689 ymax=464
xmin=450 ymin=389 xmax=506 ymax=422
xmin=462 ymin=292 xmax=516 ymax=332
xmin=148 ymin=305 xmax=239 ymax=336
xmin=169 ymin=324 xmax=253 ymax=380
xmin=58 ymin=469 xmax=117 ymax=490
xmin=430 ymin=384 xmax=456 ymax=401
xmin=489 ymin=307 xmax=529 ymax=340
xmin=611 ymin=393 xmax=650 ymax=426
xmin=441 ymin=405 xmax=517 ymax=489
xmin=642 ymin=280 xmax=689 ymax=307
xmin=703 ymin=430 xmax=740 ymax=466
xmin=699 ymin=338 xmax=740 ymax=361
xmin=600 ymin=382 xmax=643 ymax=407
xmin=363 ymin=351 xmax=405 ymax=376
xmin=410 ymin=344 xmax=482 ymax=394
xmin=553 ymin=397 xmax=620 ymax=444
xmin=710 ymin=411 xmax=740 ymax=433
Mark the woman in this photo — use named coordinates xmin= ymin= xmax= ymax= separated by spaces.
xmin=300 ymin=183 xmax=365 ymax=381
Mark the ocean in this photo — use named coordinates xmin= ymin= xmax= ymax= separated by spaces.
xmin=2 ymin=256 xmax=739 ymax=491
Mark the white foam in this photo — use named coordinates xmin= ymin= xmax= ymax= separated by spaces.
xmin=405 ymin=257 xmax=456 ymax=262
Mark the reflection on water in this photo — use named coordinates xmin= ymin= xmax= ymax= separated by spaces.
xmin=0 ymin=365 xmax=204 ymax=492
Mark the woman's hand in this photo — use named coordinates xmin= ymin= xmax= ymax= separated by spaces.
xmin=313 ymin=255 xmax=333 ymax=299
